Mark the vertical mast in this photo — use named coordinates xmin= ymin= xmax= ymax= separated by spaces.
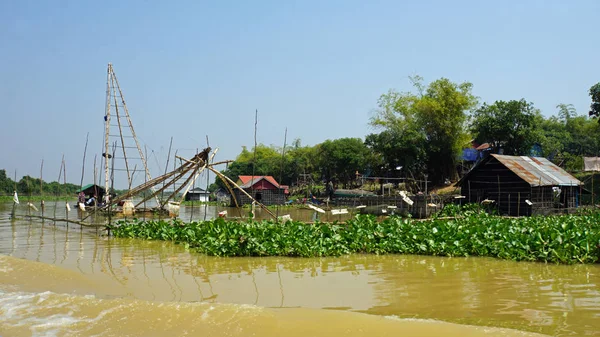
xmin=112 ymin=71 xmax=153 ymax=192
xmin=103 ymin=64 xmax=112 ymax=199
xmin=102 ymin=63 xmax=158 ymax=205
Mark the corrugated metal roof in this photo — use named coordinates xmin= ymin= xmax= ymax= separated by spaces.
xmin=492 ymin=154 xmax=582 ymax=187
xmin=188 ymin=187 xmax=209 ymax=194
xmin=75 ymin=184 xmax=106 ymax=193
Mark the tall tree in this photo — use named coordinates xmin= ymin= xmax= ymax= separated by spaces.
xmin=364 ymin=128 xmax=426 ymax=176
xmin=538 ymin=104 xmax=600 ymax=170
xmin=470 ymin=99 xmax=542 ymax=156
xmin=316 ymin=138 xmax=371 ymax=187
xmin=557 ymin=103 xmax=577 ymax=123
xmin=370 ymin=76 xmax=477 ymax=184
xmin=589 ymin=82 xmax=600 ymax=122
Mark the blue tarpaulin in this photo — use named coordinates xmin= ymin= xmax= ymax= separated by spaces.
xmin=461 ymin=148 xmax=479 ymax=162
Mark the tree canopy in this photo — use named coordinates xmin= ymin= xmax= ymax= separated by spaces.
xmin=211 ymin=77 xmax=600 ymax=192
xmin=369 ymin=76 xmax=477 ymax=184
xmin=0 ymin=169 xmax=81 ymax=196
xmin=589 ymin=82 xmax=600 ymax=122
xmin=470 ymin=99 xmax=542 ymax=156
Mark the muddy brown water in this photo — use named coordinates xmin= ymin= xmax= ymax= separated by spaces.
xmin=1 ymin=202 xmax=599 ymax=336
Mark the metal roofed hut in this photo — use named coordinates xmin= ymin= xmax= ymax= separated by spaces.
xmin=457 ymin=154 xmax=585 ymax=216
xmin=75 ymin=184 xmax=106 ymax=200
xmin=184 ymin=187 xmax=210 ymax=202
xmin=231 ymin=175 xmax=286 ymax=206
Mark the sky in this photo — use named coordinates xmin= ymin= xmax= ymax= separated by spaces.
xmin=1 ymin=0 xmax=599 ymax=189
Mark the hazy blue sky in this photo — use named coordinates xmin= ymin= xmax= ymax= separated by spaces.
xmin=1 ymin=0 xmax=598 ymax=189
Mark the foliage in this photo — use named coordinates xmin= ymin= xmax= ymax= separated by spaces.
xmin=470 ymin=99 xmax=542 ymax=155
xmin=0 ymin=169 xmax=81 ymax=196
xmin=316 ymin=138 xmax=372 ymax=186
xmin=213 ymin=145 xmax=282 ymax=190
xmin=211 ymin=138 xmax=372 ymax=191
xmin=369 ymin=76 xmax=477 ymax=184
xmin=364 ymin=128 xmax=426 ymax=176
xmin=589 ymin=82 xmax=600 ymax=122
xmin=434 ymin=203 xmax=487 ymax=217
xmin=538 ymin=105 xmax=600 ymax=171
xmin=109 ymin=210 xmax=600 ymax=264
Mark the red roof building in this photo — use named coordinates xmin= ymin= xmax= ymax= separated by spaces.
xmin=231 ymin=176 xmax=286 ymax=206
xmin=236 ymin=176 xmax=281 ymax=189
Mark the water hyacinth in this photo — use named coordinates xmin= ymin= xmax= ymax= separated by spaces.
xmin=107 ymin=206 xmax=600 ymax=264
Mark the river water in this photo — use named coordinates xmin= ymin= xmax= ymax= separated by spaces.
xmin=1 ymin=202 xmax=599 ymax=336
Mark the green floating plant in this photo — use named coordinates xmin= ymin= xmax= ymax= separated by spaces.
xmin=107 ymin=206 xmax=600 ymax=264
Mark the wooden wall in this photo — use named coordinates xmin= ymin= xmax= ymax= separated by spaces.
xmin=231 ymin=189 xmax=286 ymax=206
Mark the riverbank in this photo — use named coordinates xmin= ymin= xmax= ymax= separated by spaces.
xmin=108 ymin=207 xmax=600 ymax=264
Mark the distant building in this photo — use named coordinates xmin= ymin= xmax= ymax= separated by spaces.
xmin=184 ymin=187 xmax=210 ymax=202
xmin=231 ymin=175 xmax=286 ymax=206
xmin=458 ymin=154 xmax=585 ymax=216
xmin=214 ymin=187 xmax=231 ymax=203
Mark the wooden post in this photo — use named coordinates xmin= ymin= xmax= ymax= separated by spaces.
xmin=468 ymin=180 xmax=471 ymax=204
xmin=579 ymin=183 xmax=582 ymax=209
xmin=54 ymin=157 xmax=64 ymax=224
xmin=276 ymin=128 xmax=287 ymax=221
xmin=144 ymin=145 xmax=148 ymax=222
xmin=424 ymin=174 xmax=428 ymax=218
xmin=540 ymin=177 xmax=543 ymax=212
xmin=497 ymin=175 xmax=501 ymax=213
xmin=40 ymin=160 xmax=44 ymax=218
xmin=11 ymin=175 xmax=17 ymax=219
xmin=64 ymin=159 xmax=68 ymax=226
xmin=592 ymin=171 xmax=595 ymax=206
xmin=93 ymin=155 xmax=98 ymax=216
xmin=508 ymin=193 xmax=511 ymax=216
xmin=517 ymin=192 xmax=521 ymax=217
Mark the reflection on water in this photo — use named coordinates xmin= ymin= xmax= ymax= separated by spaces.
xmin=0 ymin=202 xmax=599 ymax=336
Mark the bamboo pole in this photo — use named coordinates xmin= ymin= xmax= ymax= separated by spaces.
xmin=11 ymin=170 xmax=17 ymax=219
xmin=22 ymin=215 xmax=104 ymax=228
xmin=251 ymin=109 xmax=258 ymax=203
xmin=93 ymin=155 xmax=97 ymax=214
xmin=40 ymin=160 xmax=44 ymax=216
xmin=54 ymin=155 xmax=64 ymax=223
xmin=162 ymin=137 xmax=173 ymax=203
xmin=207 ymin=166 xmax=276 ymax=219
xmin=204 ymin=136 xmax=210 ymax=221
xmin=111 ymin=79 xmax=132 ymax=187
xmin=104 ymin=65 xmax=112 ymax=208
xmin=26 ymin=173 xmax=31 ymax=217
xmin=144 ymin=146 xmax=148 ymax=221
xmin=80 ymin=133 xmax=89 ymax=190
xmin=139 ymin=161 xmax=200 ymax=208
xmin=112 ymin=65 xmax=158 ymax=205
xmin=277 ymin=128 xmax=287 ymax=220
xmin=63 ymin=157 xmax=68 ymax=224
xmin=109 ymin=143 xmax=116 ymax=226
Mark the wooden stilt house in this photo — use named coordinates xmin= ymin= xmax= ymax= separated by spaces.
xmin=457 ymin=154 xmax=584 ymax=216
xmin=231 ymin=175 xmax=286 ymax=206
